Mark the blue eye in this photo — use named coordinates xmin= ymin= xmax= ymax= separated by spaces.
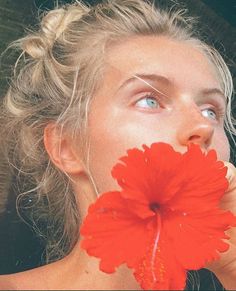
xmin=135 ymin=96 xmax=160 ymax=109
xmin=201 ymin=108 xmax=217 ymax=120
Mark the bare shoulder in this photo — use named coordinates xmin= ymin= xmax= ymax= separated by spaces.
xmin=0 ymin=258 xmax=70 ymax=290
xmin=0 ymin=274 xmax=16 ymax=290
xmin=0 ymin=272 xmax=32 ymax=290
xmin=0 ymin=266 xmax=50 ymax=290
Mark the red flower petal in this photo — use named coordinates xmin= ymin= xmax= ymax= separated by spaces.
xmin=163 ymin=210 xmax=236 ymax=269
xmin=112 ymin=143 xmax=182 ymax=204
xmin=121 ymin=189 xmax=155 ymax=219
xmin=112 ymin=147 xmax=151 ymax=192
xmin=80 ymin=191 xmax=154 ymax=273
xmin=165 ymin=145 xmax=229 ymax=213
xmin=81 ymin=142 xmax=236 ymax=290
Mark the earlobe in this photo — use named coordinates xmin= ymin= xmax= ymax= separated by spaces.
xmin=44 ymin=123 xmax=84 ymax=175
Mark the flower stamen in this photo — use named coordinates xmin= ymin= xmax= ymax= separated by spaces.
xmin=151 ymin=212 xmax=162 ymax=283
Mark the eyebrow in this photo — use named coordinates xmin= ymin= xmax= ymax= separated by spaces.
xmin=200 ymin=88 xmax=226 ymax=101
xmin=117 ymin=73 xmax=226 ymax=102
xmin=116 ymin=74 xmax=172 ymax=98
xmin=118 ymin=74 xmax=171 ymax=92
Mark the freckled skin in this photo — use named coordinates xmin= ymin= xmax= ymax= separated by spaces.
xmin=87 ymin=36 xmax=229 ymax=194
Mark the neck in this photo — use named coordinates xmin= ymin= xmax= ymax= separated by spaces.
xmin=52 ymin=177 xmax=141 ymax=289
xmin=56 ymin=239 xmax=141 ymax=290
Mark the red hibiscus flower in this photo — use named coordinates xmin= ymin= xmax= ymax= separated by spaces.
xmin=80 ymin=142 xmax=236 ymax=290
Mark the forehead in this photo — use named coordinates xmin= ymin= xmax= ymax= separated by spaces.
xmin=102 ymin=36 xmax=220 ymax=93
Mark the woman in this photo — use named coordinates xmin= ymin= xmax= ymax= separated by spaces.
xmin=0 ymin=0 xmax=236 ymax=289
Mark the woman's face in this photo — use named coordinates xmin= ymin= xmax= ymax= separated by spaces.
xmin=86 ymin=36 xmax=229 ymax=194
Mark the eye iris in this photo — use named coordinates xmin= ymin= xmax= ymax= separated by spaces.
xmin=146 ymin=97 xmax=158 ymax=108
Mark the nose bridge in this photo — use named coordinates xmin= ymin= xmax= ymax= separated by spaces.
xmin=176 ymin=101 xmax=214 ymax=148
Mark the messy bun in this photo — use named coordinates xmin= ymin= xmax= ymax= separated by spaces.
xmin=1 ymin=0 xmax=234 ymax=263
xmin=21 ymin=5 xmax=88 ymax=60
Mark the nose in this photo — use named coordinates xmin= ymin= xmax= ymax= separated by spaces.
xmin=176 ymin=106 xmax=214 ymax=150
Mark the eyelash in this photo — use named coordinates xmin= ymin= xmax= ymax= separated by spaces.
xmin=134 ymin=92 xmax=226 ymax=121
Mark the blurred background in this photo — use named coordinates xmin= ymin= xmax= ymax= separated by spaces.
xmin=0 ymin=0 xmax=235 ymax=289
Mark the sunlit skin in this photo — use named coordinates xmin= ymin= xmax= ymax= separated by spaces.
xmin=87 ymin=36 xmax=229 ymax=194
xmin=1 ymin=36 xmax=236 ymax=290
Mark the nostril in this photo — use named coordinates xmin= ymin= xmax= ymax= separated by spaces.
xmin=188 ymin=135 xmax=201 ymax=142
xmin=188 ymin=134 xmax=211 ymax=147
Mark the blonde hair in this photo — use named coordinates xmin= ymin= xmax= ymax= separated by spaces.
xmin=1 ymin=0 xmax=235 ymax=263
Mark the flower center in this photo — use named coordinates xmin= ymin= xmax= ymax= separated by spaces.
xmin=150 ymin=203 xmax=160 ymax=213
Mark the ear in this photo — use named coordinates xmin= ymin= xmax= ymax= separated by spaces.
xmin=44 ymin=123 xmax=85 ymax=175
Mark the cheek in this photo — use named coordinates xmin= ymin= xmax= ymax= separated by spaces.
xmin=214 ymin=129 xmax=230 ymax=161
xmin=86 ymin=111 xmax=169 ymax=193
xmin=86 ymin=120 xmax=145 ymax=193
xmin=86 ymin=126 xmax=129 ymax=193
